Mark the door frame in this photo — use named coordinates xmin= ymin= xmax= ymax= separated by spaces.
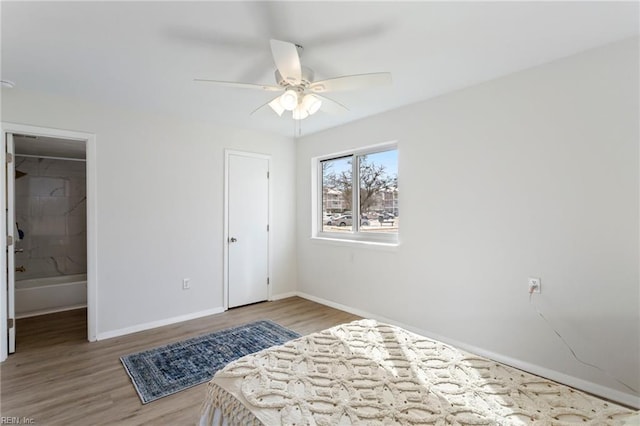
xmin=223 ymin=149 xmax=271 ymax=310
xmin=1 ymin=123 xmax=98 ymax=362
xmin=6 ymin=133 xmax=15 ymax=353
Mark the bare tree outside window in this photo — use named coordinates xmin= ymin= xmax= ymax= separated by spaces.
xmin=320 ymin=148 xmax=398 ymax=236
xmin=322 ymin=156 xmax=353 ymax=232
xmin=359 ymin=151 xmax=398 ymax=233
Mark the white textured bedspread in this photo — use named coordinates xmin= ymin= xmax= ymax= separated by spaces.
xmin=200 ymin=319 xmax=638 ymax=425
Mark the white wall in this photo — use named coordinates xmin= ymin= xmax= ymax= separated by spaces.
xmin=296 ymin=37 xmax=639 ymax=406
xmin=1 ymin=88 xmax=297 ymax=337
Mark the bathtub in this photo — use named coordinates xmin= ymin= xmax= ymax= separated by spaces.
xmin=15 ymin=273 xmax=87 ymax=318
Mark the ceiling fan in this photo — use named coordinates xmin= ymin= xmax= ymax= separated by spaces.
xmin=195 ymin=39 xmax=391 ymax=120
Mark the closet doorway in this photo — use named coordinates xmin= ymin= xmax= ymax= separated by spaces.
xmin=224 ymin=150 xmax=270 ymax=309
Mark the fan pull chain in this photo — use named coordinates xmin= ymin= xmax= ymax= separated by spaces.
xmin=292 ymin=114 xmax=303 ymax=137
xmin=292 ymin=114 xmax=296 ymax=137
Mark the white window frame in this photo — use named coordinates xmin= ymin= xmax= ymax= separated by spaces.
xmin=313 ymin=142 xmax=398 ymax=245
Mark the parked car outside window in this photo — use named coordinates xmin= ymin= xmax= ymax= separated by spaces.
xmin=326 ymin=214 xmax=370 ymax=227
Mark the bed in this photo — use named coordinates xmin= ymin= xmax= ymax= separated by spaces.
xmin=200 ymin=319 xmax=638 ymax=425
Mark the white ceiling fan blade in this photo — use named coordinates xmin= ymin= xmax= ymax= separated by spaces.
xmin=270 ymin=39 xmax=302 ymax=85
xmin=250 ymin=95 xmax=285 ymax=117
xmin=194 ymin=79 xmax=281 ymax=92
xmin=310 ymin=72 xmax=391 ymax=93
xmin=314 ymin=94 xmax=349 ymax=114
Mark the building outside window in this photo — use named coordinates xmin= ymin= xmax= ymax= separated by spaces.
xmin=318 ymin=144 xmax=398 ymax=243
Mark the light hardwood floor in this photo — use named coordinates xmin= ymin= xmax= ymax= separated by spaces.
xmin=0 ymin=297 xmax=360 ymax=425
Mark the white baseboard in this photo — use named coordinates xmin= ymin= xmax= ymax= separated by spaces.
xmin=270 ymin=291 xmax=297 ymax=301
xmin=96 ymin=306 xmax=225 ymax=341
xmin=296 ymin=291 xmax=640 ymax=409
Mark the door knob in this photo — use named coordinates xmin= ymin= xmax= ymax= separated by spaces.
xmin=229 ymin=237 xmax=237 ymax=243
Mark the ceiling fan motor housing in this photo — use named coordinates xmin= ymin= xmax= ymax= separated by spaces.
xmin=275 ymin=66 xmax=315 ymax=88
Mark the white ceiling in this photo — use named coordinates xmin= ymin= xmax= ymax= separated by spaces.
xmin=2 ymin=1 xmax=638 ymax=137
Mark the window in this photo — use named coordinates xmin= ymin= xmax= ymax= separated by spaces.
xmin=318 ymin=144 xmax=398 ymax=243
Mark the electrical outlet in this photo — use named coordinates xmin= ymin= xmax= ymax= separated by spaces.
xmin=182 ymin=278 xmax=191 ymax=290
xmin=528 ymin=277 xmax=541 ymax=293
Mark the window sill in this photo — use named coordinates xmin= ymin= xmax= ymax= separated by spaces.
xmin=311 ymin=236 xmax=399 ymax=251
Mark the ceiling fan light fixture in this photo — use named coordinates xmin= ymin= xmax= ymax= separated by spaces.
xmin=280 ymin=89 xmax=298 ymax=111
xmin=292 ymin=105 xmax=309 ymax=120
xmin=302 ymin=94 xmax=322 ymax=115
xmin=268 ymin=98 xmax=285 ymax=116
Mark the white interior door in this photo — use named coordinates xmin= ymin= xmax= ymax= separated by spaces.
xmin=227 ymin=152 xmax=269 ymax=308
xmin=5 ymin=133 xmax=16 ymax=353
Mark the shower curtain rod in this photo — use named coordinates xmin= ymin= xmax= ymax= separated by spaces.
xmin=14 ymin=153 xmax=86 ymax=162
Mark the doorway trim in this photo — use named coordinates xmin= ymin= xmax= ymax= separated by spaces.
xmin=223 ymin=149 xmax=271 ymax=310
xmin=1 ymin=122 xmax=98 ymax=362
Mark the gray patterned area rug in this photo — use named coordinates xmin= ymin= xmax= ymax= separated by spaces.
xmin=120 ymin=320 xmax=300 ymax=404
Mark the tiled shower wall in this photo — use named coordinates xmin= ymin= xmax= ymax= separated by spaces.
xmin=14 ymin=157 xmax=87 ymax=280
